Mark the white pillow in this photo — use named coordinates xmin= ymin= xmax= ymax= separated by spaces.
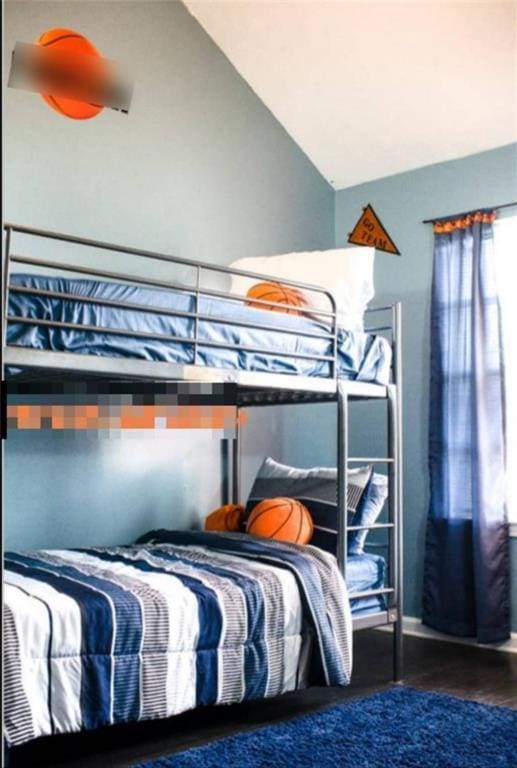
xmin=229 ymin=247 xmax=375 ymax=331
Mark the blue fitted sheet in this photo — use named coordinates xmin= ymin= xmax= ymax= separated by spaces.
xmin=347 ymin=552 xmax=386 ymax=616
xmin=7 ymin=274 xmax=391 ymax=382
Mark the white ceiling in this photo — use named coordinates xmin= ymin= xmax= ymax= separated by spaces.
xmin=185 ymin=1 xmax=517 ymax=189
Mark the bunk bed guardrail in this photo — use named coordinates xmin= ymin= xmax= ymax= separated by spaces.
xmin=2 ymin=223 xmax=342 ymax=379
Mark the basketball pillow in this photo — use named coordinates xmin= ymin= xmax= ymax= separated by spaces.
xmin=246 ymin=497 xmax=313 ymax=545
xmin=37 ymin=28 xmax=103 ymax=120
xmin=246 ymin=282 xmax=309 ymax=316
xmin=205 ymin=503 xmax=244 ymax=533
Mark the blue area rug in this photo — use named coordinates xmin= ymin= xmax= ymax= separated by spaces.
xmin=134 ymin=686 xmax=517 ymax=768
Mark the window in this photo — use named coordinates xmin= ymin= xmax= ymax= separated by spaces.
xmin=494 ymin=216 xmax=517 ymax=525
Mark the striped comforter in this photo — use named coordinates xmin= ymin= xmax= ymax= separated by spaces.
xmin=4 ymin=531 xmax=352 ymax=748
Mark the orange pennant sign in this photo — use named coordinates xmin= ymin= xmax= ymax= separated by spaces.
xmin=348 ymin=204 xmax=400 ymax=255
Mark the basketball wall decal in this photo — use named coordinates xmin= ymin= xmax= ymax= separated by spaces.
xmin=7 ymin=32 xmax=133 ymax=117
xmin=246 ymin=282 xmax=309 ymax=316
xmin=36 ymin=28 xmax=103 ymax=120
xmin=246 ymin=497 xmax=313 ymax=545
xmin=205 ymin=503 xmax=244 ymax=533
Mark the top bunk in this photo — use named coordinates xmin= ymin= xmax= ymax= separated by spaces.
xmin=2 ymin=224 xmax=401 ymax=404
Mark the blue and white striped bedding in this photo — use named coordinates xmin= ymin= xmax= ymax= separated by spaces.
xmin=4 ymin=532 xmax=352 ymax=748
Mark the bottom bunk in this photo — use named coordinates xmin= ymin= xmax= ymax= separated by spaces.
xmin=4 ymin=532 xmax=388 ymax=752
xmin=4 ymin=531 xmax=354 ymax=750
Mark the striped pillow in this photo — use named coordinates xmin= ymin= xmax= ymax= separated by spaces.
xmin=348 ymin=473 xmax=388 ymax=555
xmin=245 ymin=457 xmax=372 ymax=554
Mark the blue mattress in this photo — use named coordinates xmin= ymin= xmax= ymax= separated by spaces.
xmin=7 ymin=274 xmax=391 ymax=382
xmin=347 ymin=552 xmax=386 ymax=616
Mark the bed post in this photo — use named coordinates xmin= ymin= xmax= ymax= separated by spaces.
xmin=232 ymin=407 xmax=241 ymax=505
xmin=389 ymin=301 xmax=403 ymax=682
xmin=221 ymin=438 xmax=230 ymax=505
xmin=336 ymin=381 xmax=349 ymax=582
xmin=2 ymin=225 xmax=12 ymax=356
xmin=221 ymin=407 xmax=240 ymax=507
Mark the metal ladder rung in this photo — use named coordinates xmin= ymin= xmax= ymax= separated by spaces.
xmin=346 ymin=522 xmax=394 ymax=532
xmin=347 ymin=457 xmax=394 ymax=463
xmin=314 ymin=522 xmax=393 ymax=535
xmin=349 ymin=587 xmax=394 ymax=600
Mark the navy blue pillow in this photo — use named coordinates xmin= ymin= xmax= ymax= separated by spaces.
xmin=245 ymin=457 xmax=377 ymax=555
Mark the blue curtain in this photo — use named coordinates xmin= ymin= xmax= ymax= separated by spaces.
xmin=423 ymin=213 xmax=510 ymax=643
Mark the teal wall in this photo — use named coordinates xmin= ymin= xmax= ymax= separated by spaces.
xmin=5 ymin=1 xmax=333 ymax=262
xmin=4 ymin=0 xmax=333 ymax=550
xmin=334 ymin=144 xmax=517 ymax=629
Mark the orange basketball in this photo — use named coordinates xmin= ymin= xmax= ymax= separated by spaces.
xmin=246 ymin=282 xmax=309 ymax=316
xmin=205 ymin=503 xmax=244 ymax=533
xmin=36 ymin=28 xmax=103 ymax=120
xmin=246 ymin=497 xmax=313 ymax=545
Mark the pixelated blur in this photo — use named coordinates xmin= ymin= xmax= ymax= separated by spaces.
xmin=3 ymin=382 xmax=246 ymax=435
xmin=8 ymin=41 xmax=133 ymax=113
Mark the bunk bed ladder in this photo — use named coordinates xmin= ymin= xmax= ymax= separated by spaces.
xmin=337 ymin=302 xmax=403 ymax=683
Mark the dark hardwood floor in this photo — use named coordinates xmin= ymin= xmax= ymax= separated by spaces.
xmin=8 ymin=630 xmax=517 ymax=768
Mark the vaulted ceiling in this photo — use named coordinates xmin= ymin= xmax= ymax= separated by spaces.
xmin=185 ymin=1 xmax=517 ymax=189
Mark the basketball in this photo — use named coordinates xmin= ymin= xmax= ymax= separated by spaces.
xmin=36 ymin=28 xmax=103 ymax=120
xmin=246 ymin=497 xmax=313 ymax=545
xmin=205 ymin=503 xmax=244 ymax=533
xmin=246 ymin=282 xmax=309 ymax=316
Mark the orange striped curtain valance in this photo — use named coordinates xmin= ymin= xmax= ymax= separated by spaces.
xmin=433 ymin=210 xmax=496 ymax=234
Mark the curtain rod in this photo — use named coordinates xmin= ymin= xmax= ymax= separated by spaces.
xmin=422 ymin=201 xmax=517 ymax=224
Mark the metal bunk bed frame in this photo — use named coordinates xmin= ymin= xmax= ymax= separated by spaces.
xmin=2 ymin=223 xmax=403 ymax=681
